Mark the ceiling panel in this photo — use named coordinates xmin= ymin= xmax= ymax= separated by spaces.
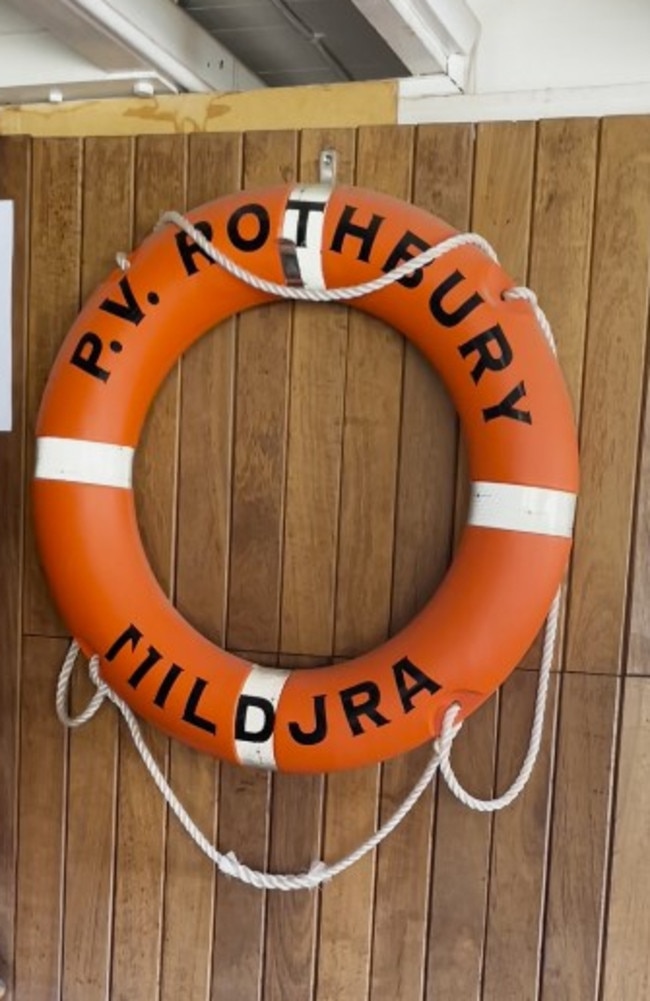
xmin=213 ymin=24 xmax=330 ymax=72
xmin=258 ymin=66 xmax=342 ymax=86
xmin=0 ymin=1 xmax=41 ymax=35
xmin=180 ymin=3 xmax=288 ymax=32
xmin=180 ymin=0 xmax=408 ymax=85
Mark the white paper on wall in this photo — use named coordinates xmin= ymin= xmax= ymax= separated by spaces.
xmin=0 ymin=200 xmax=13 ymax=432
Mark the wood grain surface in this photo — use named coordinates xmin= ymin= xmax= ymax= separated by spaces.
xmin=2 ymin=116 xmax=650 ymax=1001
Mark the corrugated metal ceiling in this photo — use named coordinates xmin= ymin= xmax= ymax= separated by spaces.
xmin=180 ymin=0 xmax=410 ymax=87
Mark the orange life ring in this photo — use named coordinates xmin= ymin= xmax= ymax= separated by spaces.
xmin=33 ymin=183 xmax=578 ymax=773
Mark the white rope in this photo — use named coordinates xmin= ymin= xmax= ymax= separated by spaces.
xmin=61 ymin=209 xmax=563 ymax=889
xmin=155 ymin=210 xmax=498 ymax=302
xmin=55 ymin=641 xmax=457 ymax=890
xmin=152 ymin=215 xmax=551 ymax=357
xmin=503 ymin=285 xmax=557 ymax=354
xmin=437 ymin=589 xmax=561 ymax=811
xmin=56 ymin=591 xmax=559 ymax=890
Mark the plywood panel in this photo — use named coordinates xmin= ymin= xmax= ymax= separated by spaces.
xmin=2 ymin=114 xmax=650 ymax=1001
xmin=0 ymin=135 xmax=30 ymax=1001
xmin=0 ymin=83 xmax=397 ymax=139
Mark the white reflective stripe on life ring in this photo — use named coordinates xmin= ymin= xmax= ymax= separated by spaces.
xmin=35 ymin=436 xmax=134 ymax=489
xmin=281 ymin=184 xmax=331 ymax=290
xmin=234 ymin=665 xmax=291 ymax=770
xmin=469 ymin=481 xmax=576 ymax=538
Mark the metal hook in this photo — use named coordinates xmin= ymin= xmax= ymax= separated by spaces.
xmin=319 ymin=149 xmax=338 ymax=186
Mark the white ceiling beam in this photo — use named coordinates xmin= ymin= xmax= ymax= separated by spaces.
xmin=350 ymin=0 xmax=479 ymax=84
xmin=8 ymin=0 xmax=264 ymax=92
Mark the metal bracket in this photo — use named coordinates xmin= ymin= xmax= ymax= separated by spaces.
xmin=319 ymin=149 xmax=338 ymax=186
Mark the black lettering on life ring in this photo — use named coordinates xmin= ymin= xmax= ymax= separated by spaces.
xmin=227 ymin=204 xmax=270 ymax=252
xmin=152 ymin=664 xmax=184 ymax=708
xmin=330 ymin=204 xmax=384 ymax=263
xmin=176 ymin=220 xmax=216 ymax=276
xmin=429 ymin=270 xmax=484 ymax=327
xmin=392 ymin=657 xmax=441 ymax=713
xmin=70 ymin=331 xmax=113 ymax=383
xmin=288 ymin=693 xmax=328 ymax=745
xmin=235 ymin=694 xmax=276 ymax=743
xmin=483 ymin=381 xmax=532 ymax=424
xmin=127 ymin=644 xmax=163 ymax=688
xmin=340 ymin=680 xmax=389 ymax=736
xmin=458 ymin=323 xmax=513 ymax=384
xmin=286 ymin=197 xmax=326 ymax=247
xmin=105 ymin=623 xmax=143 ymax=660
xmin=182 ymin=677 xmax=217 ymax=735
xmin=100 ymin=275 xmax=147 ymax=327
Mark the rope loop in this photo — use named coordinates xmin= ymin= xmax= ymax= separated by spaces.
xmin=56 ymin=586 xmax=559 ymax=890
xmin=155 ymin=211 xmax=557 ymax=356
xmin=56 ymin=643 xmax=107 ymax=728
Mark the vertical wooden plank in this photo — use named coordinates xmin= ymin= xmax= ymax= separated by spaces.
xmin=62 ymin=137 xmax=134 ymax=1001
xmin=0 ymin=135 xmax=30 ymax=1001
xmin=389 ymin=124 xmax=470 ymax=635
xmin=280 ymin=128 xmax=355 ymax=659
xmin=211 ymin=130 xmax=297 ymax=1001
xmin=262 ymin=129 xmax=355 ymax=1001
xmin=518 ymin=118 xmax=599 ymax=672
xmin=482 ymin=671 xmax=559 ymax=1001
xmin=23 ymin=138 xmax=82 ymax=636
xmin=263 ymin=656 xmax=325 ymax=1001
xmin=14 ymin=637 xmax=68 ymax=1001
xmin=333 ymin=126 xmax=413 ymax=655
xmin=482 ymin=119 xmax=599 ymax=1001
xmin=566 ymin=117 xmax=650 ymax=674
xmin=175 ymin=134 xmax=242 ymax=647
xmin=621 ymin=122 xmax=650 ymax=676
xmin=529 ymin=119 xmax=599 ymax=417
xmin=370 ymin=124 xmax=472 ymax=1001
xmin=427 ymin=121 xmax=536 ymax=1001
xmin=453 ymin=120 xmax=535 ymax=532
xmin=315 ymin=764 xmax=380 ymax=1001
xmin=602 ymin=678 xmax=650 ymax=1001
xmin=316 ymin=123 xmax=413 ymax=1001
xmin=471 ymin=122 xmax=536 ymax=283
xmin=111 ymin=134 xmax=187 ymax=1001
xmin=226 ymin=129 xmax=297 ymax=653
xmin=541 ymin=673 xmax=619 ymax=1001
xmin=160 ymin=133 xmax=243 ymax=1001
xmin=425 ymin=700 xmax=497 ymax=1001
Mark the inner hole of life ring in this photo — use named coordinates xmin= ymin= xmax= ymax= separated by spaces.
xmin=131 ymin=302 xmax=460 ymax=672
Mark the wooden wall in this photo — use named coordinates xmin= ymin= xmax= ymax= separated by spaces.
xmin=1 ymin=116 xmax=650 ymax=1000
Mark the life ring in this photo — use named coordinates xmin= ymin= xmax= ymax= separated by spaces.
xmin=33 ymin=183 xmax=578 ymax=773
